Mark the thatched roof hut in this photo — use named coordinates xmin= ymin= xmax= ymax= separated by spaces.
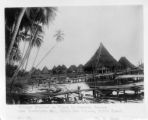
xmin=42 ymin=66 xmax=49 ymax=74
xmin=118 ymin=57 xmax=135 ymax=69
xmin=84 ymin=42 xmax=120 ymax=72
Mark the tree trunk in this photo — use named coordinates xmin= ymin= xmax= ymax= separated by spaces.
xmin=9 ymin=17 xmax=42 ymax=94
xmin=32 ymin=47 xmax=40 ymax=68
xmin=22 ymin=41 xmax=27 ymax=57
xmin=9 ymin=42 xmax=32 ymax=93
xmin=9 ymin=28 xmax=39 ymax=93
xmin=35 ymin=44 xmax=56 ymax=68
xmin=24 ymin=46 xmax=32 ymax=71
xmin=6 ymin=8 xmax=26 ymax=64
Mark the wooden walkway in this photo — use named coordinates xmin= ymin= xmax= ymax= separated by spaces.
xmin=15 ymin=81 xmax=143 ymax=99
xmin=91 ymin=81 xmax=143 ymax=90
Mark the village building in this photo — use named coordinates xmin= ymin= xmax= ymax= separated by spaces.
xmin=77 ymin=64 xmax=84 ymax=74
xmin=84 ymin=42 xmax=120 ymax=73
xmin=118 ymin=56 xmax=135 ymax=70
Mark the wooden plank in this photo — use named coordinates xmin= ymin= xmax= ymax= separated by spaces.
xmin=91 ymin=81 xmax=143 ymax=90
xmin=13 ymin=82 xmax=143 ymax=98
xmin=115 ymin=74 xmax=144 ymax=79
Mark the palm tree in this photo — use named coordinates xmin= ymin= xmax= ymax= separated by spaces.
xmin=54 ymin=30 xmax=64 ymax=42
xmin=9 ymin=47 xmax=22 ymax=65
xmin=24 ymin=24 xmax=43 ymax=71
xmin=6 ymin=8 xmax=26 ymax=64
xmin=32 ymin=46 xmax=40 ymax=68
xmin=34 ymin=30 xmax=64 ymax=69
xmin=5 ymin=7 xmax=57 ymax=64
xmin=9 ymin=24 xmax=45 ymax=93
xmin=6 ymin=7 xmax=57 ymax=93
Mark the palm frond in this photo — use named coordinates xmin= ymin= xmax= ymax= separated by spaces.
xmin=54 ymin=30 xmax=64 ymax=42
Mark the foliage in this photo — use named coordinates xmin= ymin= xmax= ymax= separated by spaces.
xmin=52 ymin=65 xmax=67 ymax=74
xmin=54 ymin=30 xmax=64 ymax=42
xmin=6 ymin=64 xmax=18 ymax=77
xmin=67 ymin=65 xmax=77 ymax=73
xmin=5 ymin=7 xmax=57 ymax=64
xmin=5 ymin=7 xmax=57 ymax=95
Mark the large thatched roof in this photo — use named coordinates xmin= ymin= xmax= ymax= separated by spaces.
xmin=84 ymin=42 xmax=120 ymax=71
xmin=118 ymin=57 xmax=135 ymax=69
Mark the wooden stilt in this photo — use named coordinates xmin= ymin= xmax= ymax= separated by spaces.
xmin=93 ymin=90 xmax=96 ymax=98
xmin=117 ymin=90 xmax=119 ymax=97
xmin=123 ymin=90 xmax=125 ymax=95
xmin=123 ymin=90 xmax=127 ymax=102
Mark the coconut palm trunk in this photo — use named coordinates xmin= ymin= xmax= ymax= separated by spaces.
xmin=22 ymin=41 xmax=27 ymax=57
xmin=8 ymin=7 xmax=57 ymax=95
xmin=24 ymin=46 xmax=32 ymax=71
xmin=9 ymin=41 xmax=32 ymax=93
xmin=6 ymin=8 xmax=26 ymax=64
xmin=9 ymin=28 xmax=38 ymax=93
xmin=35 ymin=44 xmax=56 ymax=68
xmin=32 ymin=47 xmax=40 ymax=67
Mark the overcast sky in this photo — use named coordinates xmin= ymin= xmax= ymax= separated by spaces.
xmin=20 ymin=6 xmax=143 ymax=70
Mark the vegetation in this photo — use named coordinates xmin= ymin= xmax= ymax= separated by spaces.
xmin=5 ymin=7 xmax=57 ymax=94
xmin=5 ymin=8 xmax=57 ymax=64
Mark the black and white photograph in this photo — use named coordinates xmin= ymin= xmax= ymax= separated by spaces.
xmin=5 ymin=6 xmax=144 ymax=104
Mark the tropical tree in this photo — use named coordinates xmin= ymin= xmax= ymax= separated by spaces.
xmin=5 ymin=7 xmax=57 ymax=64
xmin=61 ymin=65 xmax=67 ymax=74
xmin=68 ymin=65 xmax=77 ymax=73
xmin=5 ymin=7 xmax=57 ymax=93
xmin=23 ymin=24 xmax=43 ymax=71
xmin=34 ymin=29 xmax=64 ymax=69
xmin=54 ymin=30 xmax=64 ymax=42
xmin=6 ymin=8 xmax=26 ymax=64
xmin=52 ymin=66 xmax=57 ymax=74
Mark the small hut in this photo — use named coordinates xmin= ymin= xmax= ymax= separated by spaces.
xmin=118 ymin=57 xmax=135 ymax=70
xmin=42 ymin=66 xmax=49 ymax=74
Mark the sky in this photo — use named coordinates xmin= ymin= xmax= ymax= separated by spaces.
xmin=20 ymin=6 xmax=143 ymax=70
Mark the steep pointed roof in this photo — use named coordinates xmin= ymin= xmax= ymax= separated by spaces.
xmin=85 ymin=42 xmax=119 ymax=71
xmin=42 ymin=66 xmax=49 ymax=74
xmin=118 ymin=57 xmax=135 ymax=69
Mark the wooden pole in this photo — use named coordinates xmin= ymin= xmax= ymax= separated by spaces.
xmin=93 ymin=90 xmax=96 ymax=98
xmin=117 ymin=89 xmax=119 ymax=97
